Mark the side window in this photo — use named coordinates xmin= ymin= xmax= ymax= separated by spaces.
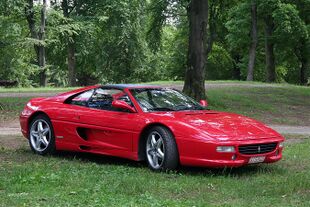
xmin=88 ymin=88 xmax=133 ymax=111
xmin=70 ymin=89 xmax=94 ymax=106
xmin=132 ymin=91 xmax=154 ymax=111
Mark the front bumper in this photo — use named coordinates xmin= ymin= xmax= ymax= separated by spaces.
xmin=177 ymin=137 xmax=284 ymax=168
xmin=19 ymin=114 xmax=29 ymax=138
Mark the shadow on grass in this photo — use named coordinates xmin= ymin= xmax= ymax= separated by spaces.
xmin=54 ymin=150 xmax=145 ymax=169
xmin=49 ymin=150 xmax=284 ymax=177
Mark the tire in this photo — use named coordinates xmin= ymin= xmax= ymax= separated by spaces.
xmin=145 ymin=126 xmax=179 ymax=171
xmin=28 ymin=114 xmax=56 ymax=155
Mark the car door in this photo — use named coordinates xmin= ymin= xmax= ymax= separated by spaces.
xmin=55 ymin=89 xmax=95 ymax=123
xmin=51 ymin=89 xmax=95 ymax=146
xmin=75 ymin=88 xmax=138 ymax=152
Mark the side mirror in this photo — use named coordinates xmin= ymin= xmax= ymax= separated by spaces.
xmin=112 ymin=100 xmax=136 ymax=113
xmin=199 ymin=100 xmax=208 ymax=107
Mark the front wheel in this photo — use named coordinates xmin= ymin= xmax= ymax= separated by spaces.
xmin=146 ymin=126 xmax=179 ymax=171
xmin=28 ymin=114 xmax=55 ymax=155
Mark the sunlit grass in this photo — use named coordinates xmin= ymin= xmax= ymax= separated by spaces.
xmin=0 ymin=81 xmax=309 ymax=205
xmin=206 ymin=86 xmax=310 ymax=125
xmin=0 ymin=136 xmax=309 ymax=206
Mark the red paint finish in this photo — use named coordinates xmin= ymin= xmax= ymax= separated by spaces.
xmin=20 ymin=85 xmax=285 ymax=168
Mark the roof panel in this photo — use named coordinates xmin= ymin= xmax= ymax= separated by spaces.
xmin=104 ymin=84 xmax=160 ymax=89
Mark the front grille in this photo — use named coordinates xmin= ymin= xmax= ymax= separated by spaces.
xmin=238 ymin=142 xmax=277 ymax=155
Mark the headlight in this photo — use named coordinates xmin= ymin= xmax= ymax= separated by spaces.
xmin=216 ymin=146 xmax=235 ymax=153
xmin=279 ymin=142 xmax=284 ymax=148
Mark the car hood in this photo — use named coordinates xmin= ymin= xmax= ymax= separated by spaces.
xmin=154 ymin=111 xmax=281 ymax=141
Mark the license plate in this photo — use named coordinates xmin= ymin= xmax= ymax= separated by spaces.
xmin=248 ymin=156 xmax=265 ymax=164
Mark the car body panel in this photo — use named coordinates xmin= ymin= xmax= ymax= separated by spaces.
xmin=20 ymin=84 xmax=285 ymax=168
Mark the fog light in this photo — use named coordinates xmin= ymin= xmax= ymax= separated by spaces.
xmin=216 ymin=146 xmax=235 ymax=153
xmin=231 ymin=154 xmax=237 ymax=160
xmin=279 ymin=142 xmax=284 ymax=148
xmin=275 ymin=150 xmax=279 ymax=156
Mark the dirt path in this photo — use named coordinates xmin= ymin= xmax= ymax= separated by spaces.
xmin=269 ymin=125 xmax=310 ymax=135
xmin=0 ymin=92 xmax=59 ymax=98
xmin=0 ymin=127 xmax=21 ymax=136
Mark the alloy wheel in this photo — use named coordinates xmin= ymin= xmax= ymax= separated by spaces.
xmin=146 ymin=131 xmax=165 ymax=169
xmin=30 ymin=119 xmax=51 ymax=152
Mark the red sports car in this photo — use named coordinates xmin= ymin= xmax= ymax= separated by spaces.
xmin=20 ymin=84 xmax=284 ymax=171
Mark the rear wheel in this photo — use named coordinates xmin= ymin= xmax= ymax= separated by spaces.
xmin=29 ymin=114 xmax=55 ymax=155
xmin=146 ymin=126 xmax=179 ymax=171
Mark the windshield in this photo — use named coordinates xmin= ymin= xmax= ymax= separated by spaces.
xmin=130 ymin=88 xmax=205 ymax=112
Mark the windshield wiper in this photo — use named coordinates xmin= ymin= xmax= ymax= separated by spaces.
xmin=148 ymin=107 xmax=175 ymax=112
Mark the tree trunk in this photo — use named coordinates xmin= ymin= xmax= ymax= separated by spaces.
xmin=232 ymin=54 xmax=241 ymax=80
xmin=25 ymin=0 xmax=47 ymax=86
xmin=297 ymin=42 xmax=309 ymax=85
xmin=264 ymin=16 xmax=276 ymax=82
xmin=38 ymin=0 xmax=47 ymax=86
xmin=25 ymin=0 xmax=40 ymax=65
xmin=183 ymin=0 xmax=208 ymax=101
xmin=68 ymin=39 xmax=77 ymax=86
xmin=246 ymin=0 xmax=257 ymax=81
xmin=300 ymin=58 xmax=308 ymax=85
xmin=62 ymin=0 xmax=77 ymax=86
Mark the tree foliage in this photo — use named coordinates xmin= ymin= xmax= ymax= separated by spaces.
xmin=0 ymin=0 xmax=309 ymax=88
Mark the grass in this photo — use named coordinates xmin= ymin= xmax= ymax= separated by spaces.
xmin=0 ymin=81 xmax=309 ymax=206
xmin=0 ymin=97 xmax=32 ymax=124
xmin=0 ymin=135 xmax=309 ymax=206
xmin=207 ymin=86 xmax=310 ymax=126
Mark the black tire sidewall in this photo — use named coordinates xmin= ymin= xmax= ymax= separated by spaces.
xmin=28 ymin=114 xmax=56 ymax=155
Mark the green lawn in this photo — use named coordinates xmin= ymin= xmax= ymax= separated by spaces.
xmin=0 ymin=135 xmax=309 ymax=206
xmin=207 ymin=86 xmax=310 ymax=126
xmin=0 ymin=97 xmax=32 ymax=123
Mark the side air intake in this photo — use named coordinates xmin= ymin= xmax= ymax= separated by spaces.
xmin=77 ymin=128 xmax=88 ymax=141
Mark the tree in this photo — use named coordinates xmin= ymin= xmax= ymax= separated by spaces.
xmin=271 ymin=1 xmax=308 ymax=84
xmin=39 ymin=0 xmax=47 ymax=86
xmin=264 ymin=14 xmax=275 ymax=82
xmin=147 ymin=0 xmax=209 ymax=100
xmin=206 ymin=1 xmax=236 ymax=55
xmin=61 ymin=0 xmax=77 ymax=86
xmin=182 ymin=0 xmax=208 ymax=100
xmin=296 ymin=40 xmax=310 ymax=84
xmin=25 ymin=0 xmax=47 ymax=86
xmin=2 ymin=0 xmax=309 ymax=87
xmin=246 ymin=0 xmax=257 ymax=81
xmin=225 ymin=1 xmax=252 ymax=80
xmin=258 ymin=0 xmax=279 ymax=82
xmin=291 ymin=0 xmax=310 ymax=85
